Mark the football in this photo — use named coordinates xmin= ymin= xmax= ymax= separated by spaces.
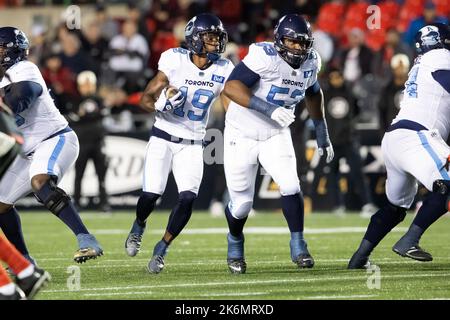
xmin=165 ymin=86 xmax=179 ymax=99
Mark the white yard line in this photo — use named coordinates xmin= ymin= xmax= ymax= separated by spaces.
xmin=305 ymin=294 xmax=377 ymax=300
xmin=42 ymin=272 xmax=450 ymax=294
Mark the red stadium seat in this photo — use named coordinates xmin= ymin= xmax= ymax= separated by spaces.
xmin=366 ymin=28 xmax=386 ymax=51
xmin=342 ymin=1 xmax=370 ymax=35
xmin=397 ymin=3 xmax=424 ymax=32
xmin=316 ymin=1 xmax=346 ymax=38
xmin=433 ymin=0 xmax=450 ymax=16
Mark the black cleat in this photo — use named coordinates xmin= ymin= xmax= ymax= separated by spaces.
xmin=294 ymin=254 xmax=315 ymax=269
xmin=348 ymin=253 xmax=371 ymax=269
xmin=0 ymin=286 xmax=26 ymax=300
xmin=15 ymin=267 xmax=51 ymax=299
xmin=392 ymin=245 xmax=433 ymax=262
xmin=227 ymin=259 xmax=247 ymax=274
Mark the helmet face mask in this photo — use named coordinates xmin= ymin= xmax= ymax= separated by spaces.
xmin=0 ymin=27 xmax=29 ymax=71
xmin=274 ymin=14 xmax=313 ymax=69
xmin=185 ymin=14 xmax=228 ymax=62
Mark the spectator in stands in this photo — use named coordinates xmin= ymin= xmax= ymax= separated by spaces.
xmin=100 ymin=86 xmax=136 ymax=133
xmin=378 ymin=54 xmax=410 ymax=136
xmin=60 ymin=33 xmax=96 ymax=75
xmin=80 ymin=21 xmax=109 ymax=76
xmin=127 ymin=0 xmax=152 ymax=42
xmin=312 ymin=68 xmax=378 ymax=217
xmin=373 ymin=28 xmax=413 ymax=83
xmin=403 ymin=1 xmax=449 ymax=47
xmin=311 ymin=20 xmax=334 ymax=66
xmin=66 ymin=71 xmax=110 ymax=213
xmin=108 ymin=19 xmax=149 ymax=93
xmin=340 ymin=28 xmax=374 ymax=85
xmin=95 ymin=3 xmax=120 ymax=41
xmin=42 ymin=53 xmax=78 ymax=112
xmin=28 ymin=24 xmax=49 ymax=66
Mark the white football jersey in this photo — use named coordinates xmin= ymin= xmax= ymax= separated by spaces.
xmin=225 ymin=42 xmax=321 ymax=140
xmin=0 ymin=61 xmax=68 ymax=155
xmin=394 ymin=48 xmax=450 ymax=140
xmin=154 ymin=47 xmax=234 ymax=140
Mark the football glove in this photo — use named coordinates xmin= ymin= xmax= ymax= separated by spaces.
xmin=270 ymin=107 xmax=295 ymax=128
xmin=154 ymin=87 xmax=186 ymax=113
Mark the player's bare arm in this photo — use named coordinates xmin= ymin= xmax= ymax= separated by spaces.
xmin=304 ymin=86 xmax=325 ymax=120
xmin=223 ymin=79 xmax=252 ymax=108
xmin=140 ymin=71 xmax=169 ymax=113
xmin=220 ymin=91 xmax=231 ymax=112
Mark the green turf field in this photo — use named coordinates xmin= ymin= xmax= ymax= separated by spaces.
xmin=11 ymin=211 xmax=450 ymax=300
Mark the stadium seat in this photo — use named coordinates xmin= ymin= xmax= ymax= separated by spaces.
xmin=366 ymin=28 xmax=386 ymax=51
xmin=342 ymin=1 xmax=370 ymax=36
xmin=316 ymin=1 xmax=345 ymax=38
xmin=397 ymin=2 xmax=424 ymax=32
xmin=433 ymin=0 xmax=450 ymax=16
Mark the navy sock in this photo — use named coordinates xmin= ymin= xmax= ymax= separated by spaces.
xmin=136 ymin=192 xmax=160 ymax=227
xmin=57 ymin=201 xmax=89 ymax=235
xmin=411 ymin=192 xmax=447 ymax=234
xmin=281 ymin=193 xmax=304 ymax=232
xmin=166 ymin=191 xmax=196 ymax=240
xmin=0 ymin=207 xmax=29 ymax=255
xmin=359 ymin=204 xmax=406 ymax=255
xmin=225 ymin=205 xmax=247 ymax=238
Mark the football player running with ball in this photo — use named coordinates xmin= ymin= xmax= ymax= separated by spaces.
xmin=0 ymin=27 xmax=103 ymax=264
xmin=222 ymin=14 xmax=334 ymax=274
xmin=348 ymin=23 xmax=450 ymax=269
xmin=125 ymin=14 xmax=234 ymax=274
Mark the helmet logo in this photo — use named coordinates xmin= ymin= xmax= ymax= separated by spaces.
xmin=420 ymin=25 xmax=440 ymax=47
xmin=185 ymin=17 xmax=196 ymax=36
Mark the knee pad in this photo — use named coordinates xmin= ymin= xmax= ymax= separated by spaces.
xmin=34 ymin=179 xmax=70 ymax=216
xmin=431 ymin=180 xmax=450 ymax=211
xmin=178 ymin=191 xmax=197 ymax=205
xmin=229 ymin=200 xmax=253 ymax=219
xmin=432 ymin=180 xmax=450 ymax=195
xmin=371 ymin=202 xmax=406 ymax=226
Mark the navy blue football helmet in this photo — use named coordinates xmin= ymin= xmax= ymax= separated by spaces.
xmin=274 ymin=14 xmax=313 ymax=69
xmin=185 ymin=13 xmax=228 ymax=62
xmin=415 ymin=23 xmax=450 ymax=54
xmin=0 ymin=27 xmax=29 ymax=71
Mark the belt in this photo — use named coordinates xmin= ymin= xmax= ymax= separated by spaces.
xmin=43 ymin=126 xmax=73 ymax=141
xmin=151 ymin=126 xmax=203 ymax=145
xmin=386 ymin=120 xmax=428 ymax=132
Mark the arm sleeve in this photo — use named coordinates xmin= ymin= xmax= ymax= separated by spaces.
xmin=226 ymin=61 xmax=261 ymax=88
xmin=3 ymin=81 xmax=43 ymax=114
xmin=305 ymin=81 xmax=321 ymax=97
xmin=432 ymin=69 xmax=450 ymax=94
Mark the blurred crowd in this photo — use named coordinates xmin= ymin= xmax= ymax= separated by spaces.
xmin=1 ymin=0 xmax=449 ymax=213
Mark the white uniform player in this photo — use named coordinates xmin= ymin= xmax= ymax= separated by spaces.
xmin=383 ymin=48 xmax=450 ymax=207
xmin=0 ymin=61 xmax=78 ymax=203
xmin=0 ymin=27 xmax=102 ymax=265
xmin=348 ymin=23 xmax=450 ymax=269
xmin=222 ymin=14 xmax=334 ymax=274
xmin=144 ymin=47 xmax=233 ymax=196
xmin=125 ymin=14 xmax=233 ymax=274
